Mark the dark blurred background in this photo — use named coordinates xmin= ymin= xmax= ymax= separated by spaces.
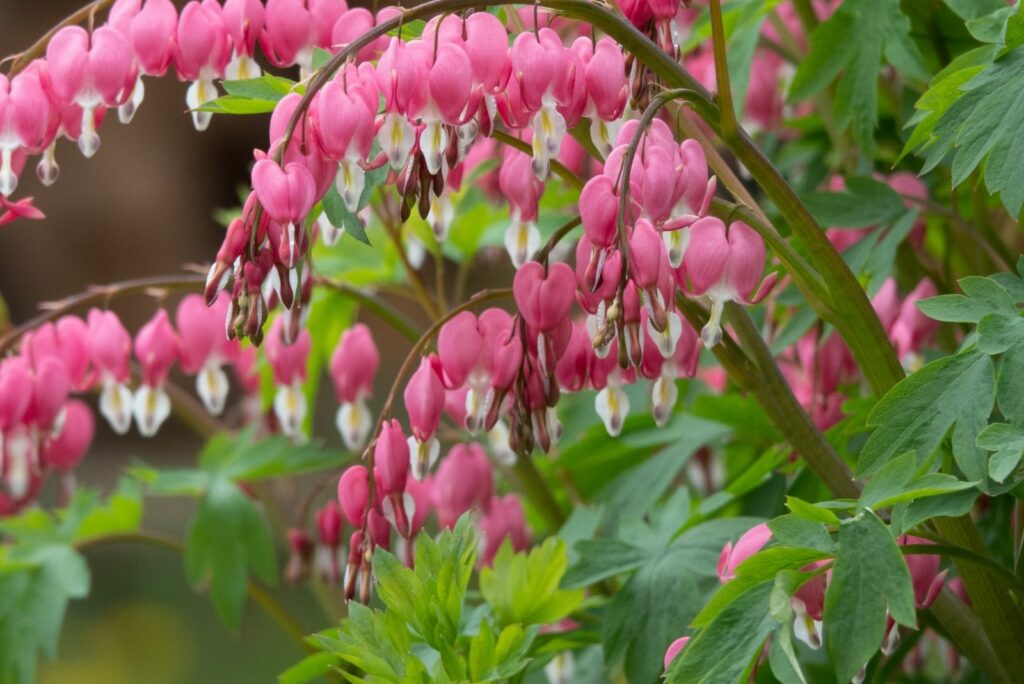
xmin=1 ymin=3 xmax=330 ymax=681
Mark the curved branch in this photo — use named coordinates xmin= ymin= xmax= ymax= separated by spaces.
xmin=75 ymin=530 xmax=312 ymax=654
xmin=3 ymin=0 xmax=114 ymax=76
xmin=0 ymin=273 xmax=204 ymax=355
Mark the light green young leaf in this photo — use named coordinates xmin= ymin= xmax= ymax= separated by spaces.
xmin=480 ymin=538 xmax=583 ymax=629
xmin=221 ymin=75 xmax=295 ymax=101
xmin=785 ymin=496 xmax=841 ymax=526
xmin=824 ymin=511 xmax=915 ymax=683
xmin=195 ymin=94 xmax=278 ymax=114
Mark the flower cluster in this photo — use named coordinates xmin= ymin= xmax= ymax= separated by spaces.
xmin=0 ymin=294 xmax=260 ymax=513
xmin=327 ymin=441 xmax=528 ymax=602
xmin=664 ymin=524 xmax=949 ymax=680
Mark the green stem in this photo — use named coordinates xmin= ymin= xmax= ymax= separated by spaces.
xmin=676 ymin=296 xmax=1010 ymax=681
xmin=724 ymin=303 xmax=859 ymax=499
xmin=491 ymin=130 xmax=584 ymax=191
xmin=511 ymin=454 xmax=566 ymax=530
xmin=708 ymin=0 xmax=737 ymax=139
xmin=707 ymin=197 xmax=831 ymax=315
xmin=314 ymin=276 xmax=423 ymax=343
xmin=76 ymin=530 xmax=311 ymax=654
xmin=902 ymin=544 xmax=1024 ymax=596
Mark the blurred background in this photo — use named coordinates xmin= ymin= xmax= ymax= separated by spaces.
xmin=0 ymin=2 xmax=364 ymax=681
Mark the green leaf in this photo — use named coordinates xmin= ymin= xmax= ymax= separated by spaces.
xmin=321 ymin=165 xmax=389 ymax=246
xmin=978 ymin=312 xmax=1024 ymax=355
xmin=184 ymin=479 xmax=277 ymax=628
xmin=917 ymin=294 xmax=988 ymax=323
xmin=221 ymin=75 xmax=295 ymax=101
xmin=914 ymin=46 xmax=1024 ymax=217
xmin=900 ymin=46 xmax=994 ymax=164
xmin=480 ymin=538 xmax=583 ymax=628
xmin=195 ymin=94 xmax=278 ymax=114
xmin=310 ymin=47 xmax=332 ymax=71
xmin=998 ymin=342 xmax=1024 ymax=423
xmin=768 ymin=515 xmax=835 ymax=553
xmin=859 ymin=450 xmax=978 ymax=509
xmin=74 ymin=477 xmax=143 ymax=540
xmin=594 ymin=414 xmax=729 ymax=527
xmin=859 ymin=350 xmax=995 ymax=476
xmin=692 ymin=546 xmax=830 ymax=629
xmin=278 ymin=652 xmax=342 ymax=684
xmin=824 ymin=511 xmax=915 ymax=683
xmin=944 ymin=0 xmax=1011 ymax=21
xmin=562 ymin=539 xmax=650 ymax=589
xmin=789 ymin=0 xmax=928 ymax=153
xmin=893 ymin=488 xmax=980 ymax=533
xmin=785 ymin=496 xmax=841 ymax=525
xmin=667 ymin=581 xmax=777 ymax=684
xmin=802 ymin=177 xmax=907 ymax=228
xmin=603 ymin=545 xmax=706 ymax=684
xmin=0 ymin=545 xmax=90 ymax=684
xmin=977 ymin=422 xmax=1024 ymax=482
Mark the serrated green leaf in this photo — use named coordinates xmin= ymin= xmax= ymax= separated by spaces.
xmin=894 ymin=488 xmax=980 ymax=533
xmin=603 ymin=544 xmax=705 ymax=684
xmin=789 ymin=0 xmax=927 ymax=153
xmin=0 ymin=545 xmax=90 ymax=684
xmin=184 ymin=479 xmax=277 ymax=628
xmin=802 ymin=177 xmax=907 ymax=228
xmin=824 ymin=511 xmax=915 ymax=683
xmin=859 ymin=350 xmax=994 ymax=476
xmin=480 ymin=538 xmax=583 ymax=629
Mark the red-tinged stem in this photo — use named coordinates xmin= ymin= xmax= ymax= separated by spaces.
xmin=3 ymin=0 xmax=115 ymax=76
